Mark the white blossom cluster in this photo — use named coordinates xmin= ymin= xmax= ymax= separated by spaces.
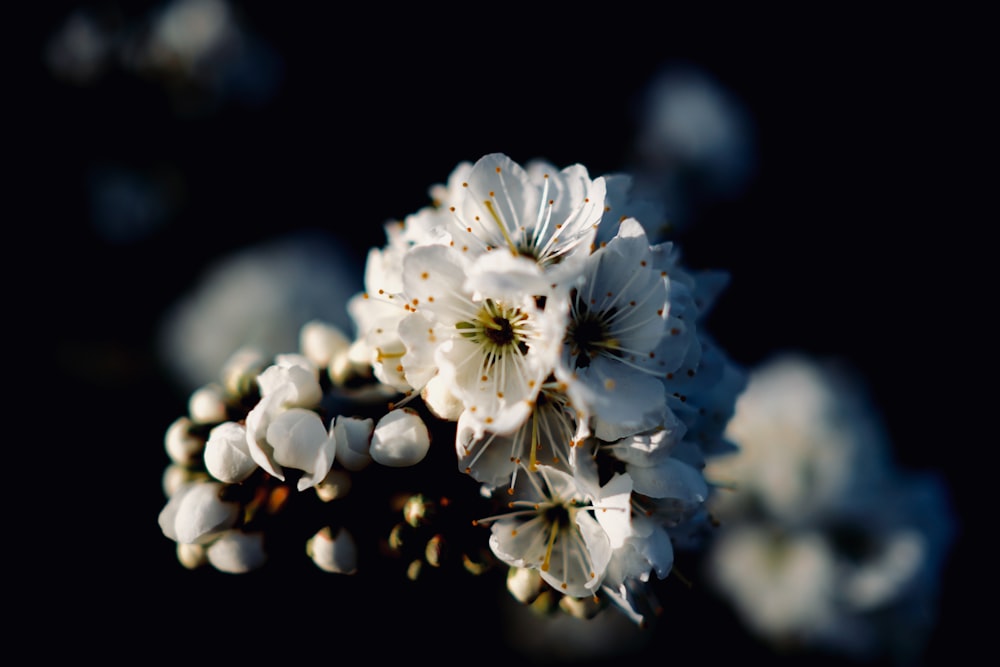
xmin=158 ymin=153 xmax=746 ymax=626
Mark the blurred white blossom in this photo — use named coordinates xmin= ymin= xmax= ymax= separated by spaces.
xmin=703 ymin=354 xmax=955 ymax=662
xmin=158 ymin=231 xmax=362 ymax=392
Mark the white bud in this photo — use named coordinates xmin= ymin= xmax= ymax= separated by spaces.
xmin=333 ymin=415 xmax=374 ymax=471
xmin=507 ymin=566 xmax=545 ymax=604
xmin=220 ymin=346 xmax=268 ymax=397
xmin=258 ymin=355 xmax=322 ymax=407
xmin=164 ymin=416 xmax=203 ymax=466
xmin=307 ymin=526 xmax=358 ymax=574
xmin=162 ymin=462 xmax=209 ymax=497
xmin=421 ymin=374 xmax=463 ymax=421
xmin=177 ymin=542 xmax=208 ymax=570
xmin=370 ymin=408 xmax=431 ymax=467
xmin=300 ymin=320 xmax=350 ymax=369
xmin=266 ymin=408 xmax=336 ymax=490
xmin=206 ymin=530 xmax=267 ymax=573
xmin=188 ymin=383 xmax=229 ymax=424
xmin=158 ymin=481 xmax=239 ymax=545
xmin=204 ymin=421 xmax=258 ymax=483
xmin=315 ymin=468 xmax=351 ymax=501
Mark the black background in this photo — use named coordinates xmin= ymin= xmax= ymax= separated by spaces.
xmin=29 ymin=3 xmax=981 ymax=664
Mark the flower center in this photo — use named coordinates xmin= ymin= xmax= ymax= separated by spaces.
xmin=456 ymin=298 xmax=530 ymax=362
xmin=567 ymin=290 xmax=620 ymax=368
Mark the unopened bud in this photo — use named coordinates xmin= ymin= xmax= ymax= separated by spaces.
xmin=315 ymin=468 xmax=351 ymax=501
xmin=370 ymin=408 xmax=431 ymax=467
xmin=188 ymin=383 xmax=228 ymax=424
xmin=388 ymin=523 xmax=406 ymax=551
xmin=206 ymin=530 xmax=267 ymax=574
xmin=307 ymin=526 xmax=358 ymax=574
xmin=176 ymin=542 xmax=208 ymax=570
xmin=425 ymin=534 xmax=445 ymax=568
xmin=403 ymin=494 xmax=430 ymax=528
xmin=559 ymin=593 xmax=604 ymax=619
xmin=164 ymin=416 xmax=203 ymax=466
xmin=507 ymin=566 xmax=545 ymax=605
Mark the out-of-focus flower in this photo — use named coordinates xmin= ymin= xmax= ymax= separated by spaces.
xmin=44 ymin=0 xmax=283 ymax=113
xmin=703 ymin=354 xmax=955 ymax=663
xmin=44 ymin=8 xmax=119 ymax=85
xmin=157 ymin=231 xmax=362 ymax=393
xmin=628 ymin=63 xmax=756 ymax=234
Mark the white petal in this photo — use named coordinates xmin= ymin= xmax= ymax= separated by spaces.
xmin=595 ymin=473 xmax=634 ymax=549
xmin=629 ymin=457 xmax=708 ymax=506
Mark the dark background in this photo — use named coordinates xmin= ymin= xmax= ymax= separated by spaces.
xmin=30 ymin=2 xmax=979 ymax=664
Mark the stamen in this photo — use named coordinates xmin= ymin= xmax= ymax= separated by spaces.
xmin=482 ymin=199 xmax=519 ymax=256
xmin=541 ymin=519 xmax=559 ymax=572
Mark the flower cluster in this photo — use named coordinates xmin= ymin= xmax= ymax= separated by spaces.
xmin=158 ymin=153 xmax=745 ymax=626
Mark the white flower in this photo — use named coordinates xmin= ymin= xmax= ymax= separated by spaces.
xmin=369 ymin=408 xmax=431 ymax=467
xmin=436 ymin=153 xmax=607 ymax=289
xmin=455 ymin=379 xmax=583 ymax=492
xmin=398 ymin=244 xmax=566 ymax=438
xmin=307 ymin=526 xmax=358 ymax=574
xmin=557 ymin=218 xmax=672 ymax=441
xmin=158 ymin=480 xmax=240 ymax=545
xmin=708 ymin=526 xmax=838 ymax=640
xmin=703 ymin=354 xmax=956 ymax=660
xmin=203 ymin=420 xmax=257 ymax=483
xmin=481 ymin=464 xmax=626 ymax=598
xmin=347 ymin=209 xmax=451 ymax=392
xmin=706 ymin=354 xmax=887 ymax=524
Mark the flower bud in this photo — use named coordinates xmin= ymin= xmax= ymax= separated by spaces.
xmin=162 ymin=462 xmax=210 ymax=497
xmin=403 ymin=494 xmax=430 ymax=528
xmin=164 ymin=416 xmax=203 ymax=466
xmin=507 ymin=566 xmax=545 ymax=605
xmin=158 ymin=481 xmax=240 ymax=545
xmin=204 ymin=421 xmax=258 ymax=483
xmin=559 ymin=593 xmax=604 ymax=619
xmin=306 ymin=526 xmax=358 ymax=574
xmin=370 ymin=408 xmax=431 ymax=467
xmin=188 ymin=383 xmax=228 ymax=424
xmin=206 ymin=530 xmax=267 ymax=573
xmin=333 ymin=415 xmax=373 ymax=472
xmin=421 ymin=374 xmax=463 ymax=421
xmin=299 ymin=320 xmax=350 ymax=370
xmin=425 ymin=534 xmax=445 ymax=568
xmin=176 ymin=542 xmax=208 ymax=570
xmin=266 ymin=408 xmax=336 ymax=490
xmin=220 ymin=346 xmax=267 ymax=398
xmin=315 ymin=468 xmax=351 ymax=501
